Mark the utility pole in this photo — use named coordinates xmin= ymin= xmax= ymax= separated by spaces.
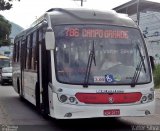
xmin=73 ymin=0 xmax=86 ymax=7
xmin=81 ymin=0 xmax=83 ymax=7
xmin=137 ymin=0 xmax=140 ymax=25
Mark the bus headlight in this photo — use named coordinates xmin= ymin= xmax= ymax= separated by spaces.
xmin=148 ymin=93 xmax=154 ymax=101
xmin=141 ymin=93 xmax=154 ymax=103
xmin=59 ymin=95 xmax=68 ymax=103
xmin=141 ymin=96 xmax=147 ymax=102
xmin=58 ymin=94 xmax=78 ymax=105
xmin=69 ymin=97 xmax=75 ymax=103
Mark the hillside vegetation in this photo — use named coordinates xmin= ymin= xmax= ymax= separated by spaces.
xmin=0 ymin=15 xmax=11 ymax=45
xmin=154 ymin=64 xmax=160 ymax=89
xmin=10 ymin=22 xmax=23 ymax=38
xmin=0 ymin=15 xmax=23 ymax=46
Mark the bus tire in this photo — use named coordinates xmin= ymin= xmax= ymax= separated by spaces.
xmin=17 ymin=79 xmax=24 ymax=101
xmin=40 ymin=89 xmax=49 ymax=119
xmin=17 ymin=79 xmax=20 ymax=94
xmin=40 ymin=103 xmax=49 ymax=119
xmin=1 ymin=80 xmax=4 ymax=85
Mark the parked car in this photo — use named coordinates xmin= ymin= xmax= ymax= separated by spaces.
xmin=0 ymin=67 xmax=12 ymax=85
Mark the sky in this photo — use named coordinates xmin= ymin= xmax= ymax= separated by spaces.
xmin=0 ymin=0 xmax=130 ymax=28
xmin=0 ymin=0 xmax=159 ymax=29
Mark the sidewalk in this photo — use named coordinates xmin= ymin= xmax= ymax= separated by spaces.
xmin=155 ymin=89 xmax=160 ymax=99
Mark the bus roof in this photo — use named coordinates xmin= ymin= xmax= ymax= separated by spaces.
xmin=31 ymin=8 xmax=137 ymax=28
xmin=15 ymin=8 xmax=138 ymax=40
xmin=48 ymin=8 xmax=137 ymax=27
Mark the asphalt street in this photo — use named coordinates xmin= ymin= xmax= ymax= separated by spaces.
xmin=0 ymin=85 xmax=160 ymax=131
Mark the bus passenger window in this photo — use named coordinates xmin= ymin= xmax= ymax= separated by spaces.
xmin=31 ymin=31 xmax=37 ymax=71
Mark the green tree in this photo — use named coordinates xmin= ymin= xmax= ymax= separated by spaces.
xmin=0 ymin=15 xmax=11 ymax=46
xmin=0 ymin=0 xmax=20 ymax=11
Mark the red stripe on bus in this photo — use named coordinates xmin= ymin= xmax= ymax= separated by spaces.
xmin=75 ymin=92 xmax=142 ymax=104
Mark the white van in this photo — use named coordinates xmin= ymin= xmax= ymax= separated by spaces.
xmin=0 ymin=67 xmax=12 ymax=85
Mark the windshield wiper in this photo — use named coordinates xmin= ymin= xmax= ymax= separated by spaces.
xmin=137 ymin=44 xmax=146 ymax=73
xmin=83 ymin=41 xmax=96 ymax=88
xmin=131 ymin=44 xmax=146 ymax=87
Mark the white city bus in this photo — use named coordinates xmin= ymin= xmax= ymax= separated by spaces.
xmin=12 ymin=8 xmax=155 ymax=119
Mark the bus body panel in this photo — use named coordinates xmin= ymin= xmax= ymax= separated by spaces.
xmin=23 ymin=71 xmax=37 ymax=105
xmin=51 ymin=94 xmax=155 ymax=119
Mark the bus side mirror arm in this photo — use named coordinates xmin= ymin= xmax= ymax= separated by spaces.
xmin=45 ymin=27 xmax=55 ymax=50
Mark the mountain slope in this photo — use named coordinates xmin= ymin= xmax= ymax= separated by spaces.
xmin=10 ymin=22 xmax=23 ymax=38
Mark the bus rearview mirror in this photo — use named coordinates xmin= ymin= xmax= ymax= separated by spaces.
xmin=45 ymin=28 xmax=55 ymax=50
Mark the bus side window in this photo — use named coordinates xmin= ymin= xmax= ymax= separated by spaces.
xmin=26 ymin=34 xmax=33 ymax=70
xmin=24 ymin=38 xmax=27 ymax=69
xmin=13 ymin=41 xmax=20 ymax=63
xmin=21 ymin=39 xmax=26 ymax=69
xmin=17 ymin=41 xmax=20 ymax=62
xmin=13 ymin=42 xmax=17 ymax=62
xmin=31 ymin=31 xmax=38 ymax=71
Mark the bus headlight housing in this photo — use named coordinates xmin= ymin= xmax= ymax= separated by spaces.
xmin=58 ymin=94 xmax=78 ymax=105
xmin=141 ymin=92 xmax=154 ymax=103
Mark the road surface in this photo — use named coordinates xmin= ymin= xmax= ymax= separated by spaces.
xmin=0 ymin=85 xmax=160 ymax=131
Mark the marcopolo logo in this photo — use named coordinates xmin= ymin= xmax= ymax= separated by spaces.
xmin=108 ymin=97 xmax=114 ymax=104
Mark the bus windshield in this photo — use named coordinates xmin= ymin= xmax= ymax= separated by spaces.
xmin=54 ymin=25 xmax=151 ymax=85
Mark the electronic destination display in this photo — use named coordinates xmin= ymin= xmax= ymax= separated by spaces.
xmin=65 ymin=28 xmax=128 ymax=39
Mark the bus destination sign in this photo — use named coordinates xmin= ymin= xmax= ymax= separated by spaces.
xmin=65 ymin=28 xmax=128 ymax=39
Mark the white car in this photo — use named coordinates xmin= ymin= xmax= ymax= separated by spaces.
xmin=0 ymin=67 xmax=12 ymax=85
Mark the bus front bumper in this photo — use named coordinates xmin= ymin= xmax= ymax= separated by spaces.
xmin=49 ymin=94 xmax=155 ymax=119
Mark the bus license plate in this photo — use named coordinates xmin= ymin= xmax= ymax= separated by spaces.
xmin=104 ymin=109 xmax=120 ymax=116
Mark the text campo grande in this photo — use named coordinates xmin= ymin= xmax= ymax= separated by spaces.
xmin=65 ymin=28 xmax=129 ymax=39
